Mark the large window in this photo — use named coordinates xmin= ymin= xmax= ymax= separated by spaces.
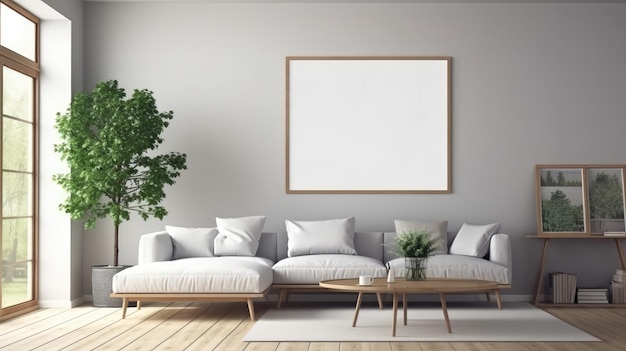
xmin=0 ymin=0 xmax=38 ymax=319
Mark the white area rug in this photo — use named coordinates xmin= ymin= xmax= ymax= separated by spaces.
xmin=244 ymin=302 xmax=600 ymax=342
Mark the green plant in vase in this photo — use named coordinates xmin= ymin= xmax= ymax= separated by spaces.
xmin=390 ymin=229 xmax=437 ymax=280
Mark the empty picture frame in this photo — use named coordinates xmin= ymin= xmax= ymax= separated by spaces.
xmin=286 ymin=56 xmax=452 ymax=194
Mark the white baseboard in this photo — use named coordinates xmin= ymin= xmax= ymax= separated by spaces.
xmin=38 ymin=296 xmax=86 ymax=308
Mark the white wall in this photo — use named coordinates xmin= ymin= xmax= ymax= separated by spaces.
xmin=15 ymin=0 xmax=84 ymax=307
xmin=79 ymin=2 xmax=626 ymax=297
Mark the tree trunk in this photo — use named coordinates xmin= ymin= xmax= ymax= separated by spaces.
xmin=114 ymin=225 xmax=119 ymax=267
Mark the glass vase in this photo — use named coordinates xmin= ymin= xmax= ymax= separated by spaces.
xmin=405 ymin=257 xmax=428 ymax=281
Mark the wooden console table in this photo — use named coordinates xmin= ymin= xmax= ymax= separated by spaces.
xmin=527 ymin=235 xmax=626 ymax=307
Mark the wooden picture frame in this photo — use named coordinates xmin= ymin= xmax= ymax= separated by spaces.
xmin=536 ymin=165 xmax=586 ymax=236
xmin=535 ymin=164 xmax=626 ymax=236
xmin=286 ymin=56 xmax=452 ymax=194
xmin=587 ymin=166 xmax=626 ymax=234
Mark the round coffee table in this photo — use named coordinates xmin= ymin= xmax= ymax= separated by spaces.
xmin=319 ymin=277 xmax=501 ymax=336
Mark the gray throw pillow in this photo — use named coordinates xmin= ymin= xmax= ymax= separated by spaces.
xmin=449 ymin=222 xmax=500 ymax=257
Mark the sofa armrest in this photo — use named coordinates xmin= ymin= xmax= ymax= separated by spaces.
xmin=138 ymin=231 xmax=173 ymax=264
xmin=489 ymin=233 xmax=512 ymax=284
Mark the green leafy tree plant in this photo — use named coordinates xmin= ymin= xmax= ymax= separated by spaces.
xmin=53 ymin=80 xmax=187 ymax=266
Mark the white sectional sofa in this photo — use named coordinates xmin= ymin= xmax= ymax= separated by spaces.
xmin=111 ymin=217 xmax=512 ymax=321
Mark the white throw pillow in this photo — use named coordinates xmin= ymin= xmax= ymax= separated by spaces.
xmin=165 ymin=225 xmax=218 ymax=259
xmin=394 ymin=220 xmax=448 ymax=255
xmin=286 ymin=217 xmax=357 ymax=257
xmin=449 ymin=222 xmax=501 ymax=257
xmin=214 ymin=215 xmax=266 ymax=256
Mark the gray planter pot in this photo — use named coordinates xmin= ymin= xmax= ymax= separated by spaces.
xmin=91 ymin=265 xmax=131 ymax=307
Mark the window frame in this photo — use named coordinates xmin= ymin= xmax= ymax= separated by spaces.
xmin=0 ymin=0 xmax=39 ymax=320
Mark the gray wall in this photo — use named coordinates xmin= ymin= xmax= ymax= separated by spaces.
xmin=80 ymin=2 xmax=626 ymax=298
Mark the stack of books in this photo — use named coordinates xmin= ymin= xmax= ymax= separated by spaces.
xmin=577 ymin=288 xmax=609 ymax=304
xmin=611 ymin=269 xmax=626 ymax=304
xmin=603 ymin=231 xmax=626 ymax=237
xmin=549 ymin=272 xmax=577 ymax=304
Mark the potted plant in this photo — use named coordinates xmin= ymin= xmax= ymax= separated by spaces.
xmin=53 ymin=80 xmax=187 ymax=306
xmin=390 ymin=229 xmax=437 ymax=280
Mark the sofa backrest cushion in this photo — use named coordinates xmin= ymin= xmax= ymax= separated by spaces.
xmin=165 ymin=226 xmax=219 ymax=259
xmin=354 ymin=232 xmax=384 ymax=262
xmin=276 ymin=231 xmax=384 ymax=262
xmin=257 ymin=232 xmax=278 ymax=262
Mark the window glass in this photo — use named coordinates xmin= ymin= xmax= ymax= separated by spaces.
xmin=2 ymin=66 xmax=34 ymax=122
xmin=2 ymin=117 xmax=33 ymax=172
xmin=2 ymin=218 xmax=33 ymax=307
xmin=1 ymin=3 xmax=36 ymax=60
xmin=2 ymin=172 xmax=33 ymax=217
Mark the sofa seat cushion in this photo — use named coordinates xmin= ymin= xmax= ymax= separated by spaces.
xmin=112 ymin=257 xmax=273 ymax=294
xmin=272 ymin=254 xmax=387 ymax=285
xmin=387 ymin=255 xmax=510 ymax=285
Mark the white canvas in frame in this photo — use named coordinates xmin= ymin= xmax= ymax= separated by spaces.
xmin=286 ymin=56 xmax=451 ymax=194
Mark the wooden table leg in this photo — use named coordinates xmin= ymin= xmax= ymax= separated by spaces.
xmin=392 ymin=292 xmax=398 ymax=337
xmin=403 ymin=293 xmax=408 ymax=326
xmin=352 ymin=292 xmax=364 ymax=327
xmin=615 ymin=238 xmax=626 ymax=270
xmin=376 ymin=293 xmax=384 ymax=309
xmin=533 ymin=238 xmax=550 ymax=305
xmin=438 ymin=293 xmax=452 ymax=333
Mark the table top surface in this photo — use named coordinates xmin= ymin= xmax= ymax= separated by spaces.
xmin=527 ymin=235 xmax=626 ymax=239
xmin=319 ymin=278 xmax=499 ymax=293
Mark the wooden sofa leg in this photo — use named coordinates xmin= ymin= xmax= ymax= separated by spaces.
xmin=376 ymin=293 xmax=384 ymax=309
xmin=247 ymin=299 xmax=256 ymax=321
xmin=121 ymin=298 xmax=128 ymax=319
xmin=137 ymin=300 xmax=142 ymax=310
xmin=495 ymin=289 xmax=502 ymax=310
xmin=485 ymin=292 xmax=491 ymax=301
xmin=277 ymin=289 xmax=288 ymax=309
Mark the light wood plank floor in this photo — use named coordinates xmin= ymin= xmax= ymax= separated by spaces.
xmin=0 ymin=301 xmax=625 ymax=351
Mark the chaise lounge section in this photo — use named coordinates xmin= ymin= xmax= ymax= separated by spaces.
xmin=111 ymin=221 xmax=278 ymax=321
